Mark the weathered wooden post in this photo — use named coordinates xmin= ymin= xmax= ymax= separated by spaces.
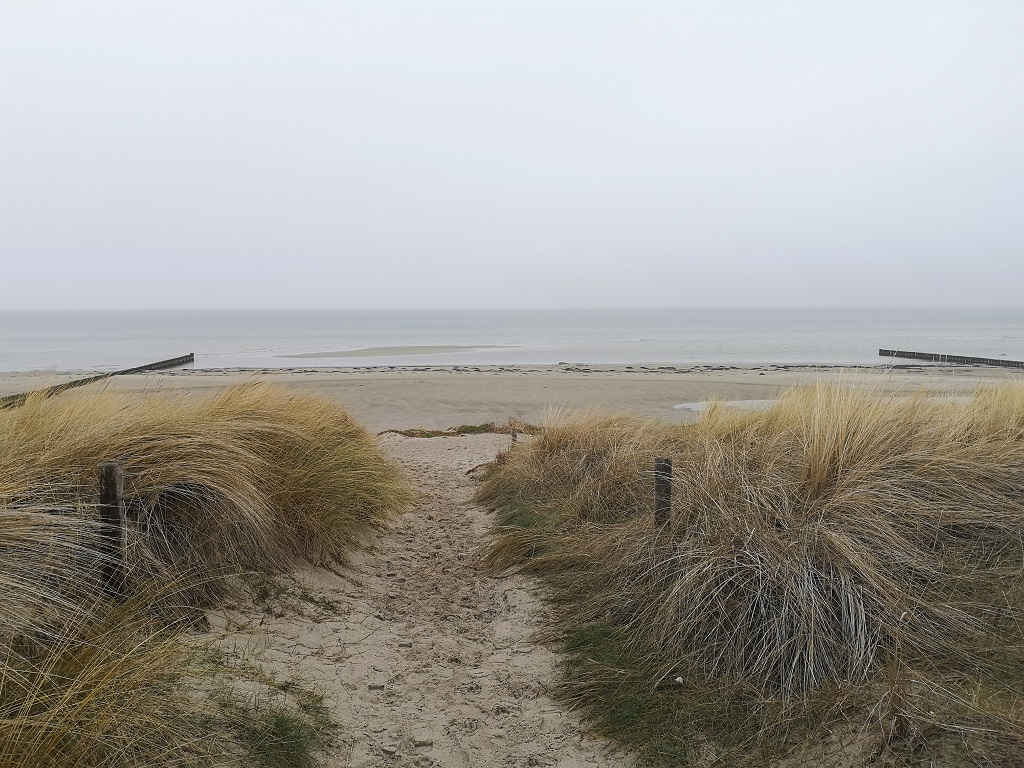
xmin=654 ymin=457 xmax=672 ymax=526
xmin=98 ymin=462 xmax=124 ymax=595
xmin=511 ymin=429 xmax=518 ymax=445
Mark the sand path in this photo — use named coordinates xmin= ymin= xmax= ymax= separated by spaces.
xmin=206 ymin=433 xmax=627 ymax=767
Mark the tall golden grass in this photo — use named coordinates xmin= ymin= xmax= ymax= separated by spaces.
xmin=479 ymin=384 xmax=1024 ymax=765
xmin=0 ymin=383 xmax=409 ymax=767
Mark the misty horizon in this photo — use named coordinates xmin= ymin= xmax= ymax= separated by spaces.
xmin=2 ymin=303 xmax=1024 ymax=311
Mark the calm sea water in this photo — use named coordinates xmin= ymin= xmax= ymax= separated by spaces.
xmin=2 ymin=309 xmax=1024 ymax=372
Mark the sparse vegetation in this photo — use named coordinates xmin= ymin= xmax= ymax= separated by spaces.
xmin=478 ymin=384 xmax=1024 ymax=766
xmin=235 ymin=707 xmax=324 ymax=768
xmin=378 ymin=419 xmax=540 ymax=439
xmin=0 ymin=383 xmax=407 ymax=767
xmin=204 ymin=652 xmax=336 ymax=768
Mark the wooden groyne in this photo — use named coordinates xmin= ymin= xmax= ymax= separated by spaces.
xmin=0 ymin=353 xmax=195 ymax=409
xmin=879 ymin=349 xmax=1024 ymax=369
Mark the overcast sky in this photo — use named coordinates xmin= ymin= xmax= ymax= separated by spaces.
xmin=2 ymin=2 xmax=1021 ymax=310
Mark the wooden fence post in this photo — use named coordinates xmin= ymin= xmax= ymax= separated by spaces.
xmin=98 ymin=462 xmax=124 ymax=595
xmin=654 ymin=457 xmax=672 ymax=526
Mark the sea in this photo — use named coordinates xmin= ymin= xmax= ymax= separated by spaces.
xmin=2 ymin=308 xmax=1023 ymax=372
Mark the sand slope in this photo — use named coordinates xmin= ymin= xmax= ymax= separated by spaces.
xmin=206 ymin=433 xmax=627 ymax=767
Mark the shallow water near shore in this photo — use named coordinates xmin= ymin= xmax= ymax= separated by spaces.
xmin=3 ymin=308 xmax=1023 ymax=372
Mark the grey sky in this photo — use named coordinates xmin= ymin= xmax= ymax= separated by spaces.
xmin=2 ymin=2 xmax=1021 ymax=310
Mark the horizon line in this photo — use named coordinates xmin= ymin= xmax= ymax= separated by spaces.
xmin=2 ymin=305 xmax=1022 ymax=313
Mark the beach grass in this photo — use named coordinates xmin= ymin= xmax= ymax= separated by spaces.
xmin=0 ymin=383 xmax=409 ymax=767
xmin=478 ymin=383 xmax=1024 ymax=766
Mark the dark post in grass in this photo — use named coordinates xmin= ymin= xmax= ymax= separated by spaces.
xmin=98 ymin=462 xmax=125 ymax=595
xmin=654 ymin=457 xmax=672 ymax=526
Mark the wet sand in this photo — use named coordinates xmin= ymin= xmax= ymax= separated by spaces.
xmin=281 ymin=345 xmax=509 ymax=359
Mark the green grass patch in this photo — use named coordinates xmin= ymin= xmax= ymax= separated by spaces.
xmin=194 ymin=644 xmax=337 ymax=768
xmin=233 ymin=705 xmax=325 ymax=768
xmin=496 ymin=500 xmax=547 ymax=530
xmin=559 ymin=624 xmax=696 ymax=766
xmin=556 ymin=623 xmax=795 ymax=767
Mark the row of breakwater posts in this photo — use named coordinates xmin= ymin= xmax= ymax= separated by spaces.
xmin=879 ymin=348 xmax=1024 ymax=369
xmin=0 ymin=353 xmax=195 ymax=410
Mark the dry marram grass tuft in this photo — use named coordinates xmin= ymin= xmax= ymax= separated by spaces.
xmin=479 ymin=383 xmax=1024 ymax=766
xmin=0 ymin=383 xmax=409 ymax=767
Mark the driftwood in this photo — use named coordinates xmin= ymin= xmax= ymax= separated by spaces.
xmin=377 ymin=422 xmax=540 ymax=439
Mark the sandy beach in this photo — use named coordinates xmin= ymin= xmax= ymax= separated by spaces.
xmin=1 ymin=364 xmax=1017 ymax=433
